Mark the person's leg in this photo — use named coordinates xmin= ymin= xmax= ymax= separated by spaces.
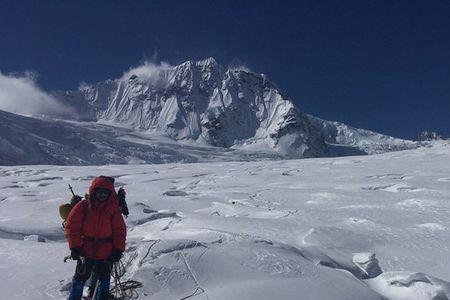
xmin=94 ymin=261 xmax=112 ymax=300
xmin=87 ymin=271 xmax=99 ymax=298
xmin=68 ymin=279 xmax=85 ymax=300
xmin=68 ymin=259 xmax=93 ymax=300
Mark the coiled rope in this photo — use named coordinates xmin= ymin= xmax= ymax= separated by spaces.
xmin=108 ymin=239 xmax=160 ymax=300
xmin=110 ymin=259 xmax=143 ymax=300
xmin=99 ymin=239 xmax=208 ymax=300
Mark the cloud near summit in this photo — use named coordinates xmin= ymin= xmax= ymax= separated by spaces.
xmin=0 ymin=71 xmax=72 ymax=117
xmin=119 ymin=61 xmax=173 ymax=88
xmin=118 ymin=58 xmax=254 ymax=87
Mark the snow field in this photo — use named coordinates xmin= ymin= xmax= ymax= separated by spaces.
xmin=0 ymin=142 xmax=450 ymax=299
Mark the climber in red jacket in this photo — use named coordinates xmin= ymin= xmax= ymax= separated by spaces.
xmin=66 ymin=176 xmax=127 ymax=300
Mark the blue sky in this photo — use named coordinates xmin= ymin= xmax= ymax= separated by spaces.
xmin=0 ymin=0 xmax=449 ymax=139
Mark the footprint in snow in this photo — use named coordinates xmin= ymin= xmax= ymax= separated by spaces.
xmin=417 ymin=223 xmax=447 ymax=231
xmin=142 ymin=208 xmax=158 ymax=214
xmin=366 ymin=173 xmax=411 ymax=180
xmin=27 ymin=176 xmax=63 ymax=182
xmin=72 ymin=175 xmax=96 ymax=181
xmin=2 ymin=185 xmax=23 ymax=189
xmin=192 ymin=173 xmax=210 ymax=178
xmin=282 ymin=169 xmax=301 ymax=176
xmin=134 ymin=211 xmax=181 ymax=226
xmin=397 ymin=198 xmax=439 ymax=208
xmin=362 ymin=184 xmax=421 ymax=193
xmin=438 ymin=177 xmax=450 ymax=182
xmin=163 ymin=190 xmax=189 ymax=196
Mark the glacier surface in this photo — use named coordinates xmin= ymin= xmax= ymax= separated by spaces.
xmin=0 ymin=142 xmax=449 ymax=299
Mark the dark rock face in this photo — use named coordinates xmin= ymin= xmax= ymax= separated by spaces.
xmin=416 ymin=130 xmax=442 ymax=141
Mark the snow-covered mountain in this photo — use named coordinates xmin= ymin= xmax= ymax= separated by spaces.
xmin=1 ymin=58 xmax=423 ymax=165
xmin=307 ymin=116 xmax=421 ymax=155
xmin=54 ymin=58 xmax=329 ymax=158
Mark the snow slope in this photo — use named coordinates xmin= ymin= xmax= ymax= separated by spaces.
xmin=1 ymin=142 xmax=449 ymax=299
xmin=0 ymin=109 xmax=283 ymax=165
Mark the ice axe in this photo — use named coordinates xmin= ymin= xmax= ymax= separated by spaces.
xmin=68 ymin=184 xmax=76 ymax=197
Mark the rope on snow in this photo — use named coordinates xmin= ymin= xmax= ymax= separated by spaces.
xmin=178 ymin=241 xmax=210 ymax=300
xmin=107 ymin=239 xmax=210 ymax=300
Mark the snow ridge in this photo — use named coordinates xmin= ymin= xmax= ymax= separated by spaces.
xmin=307 ymin=115 xmax=421 ymax=155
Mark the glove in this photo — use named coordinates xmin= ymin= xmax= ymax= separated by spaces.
xmin=70 ymin=195 xmax=82 ymax=206
xmin=117 ymin=188 xmax=126 ymax=199
xmin=108 ymin=249 xmax=123 ymax=262
xmin=121 ymin=205 xmax=129 ymax=218
xmin=70 ymin=247 xmax=82 ymax=260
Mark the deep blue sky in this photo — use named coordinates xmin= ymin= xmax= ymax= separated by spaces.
xmin=1 ymin=0 xmax=449 ymax=139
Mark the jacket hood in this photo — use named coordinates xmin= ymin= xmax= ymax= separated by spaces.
xmin=88 ymin=176 xmax=117 ymax=206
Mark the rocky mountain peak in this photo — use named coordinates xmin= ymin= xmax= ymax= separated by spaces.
xmin=416 ymin=130 xmax=443 ymax=141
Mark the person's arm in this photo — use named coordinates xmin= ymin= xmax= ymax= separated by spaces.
xmin=111 ymin=208 xmax=126 ymax=252
xmin=65 ymin=202 xmax=85 ymax=249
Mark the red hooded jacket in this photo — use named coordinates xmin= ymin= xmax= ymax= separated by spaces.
xmin=66 ymin=176 xmax=126 ymax=260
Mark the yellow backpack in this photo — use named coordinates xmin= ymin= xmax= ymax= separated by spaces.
xmin=59 ymin=194 xmax=84 ymax=228
xmin=59 ymin=203 xmax=73 ymax=228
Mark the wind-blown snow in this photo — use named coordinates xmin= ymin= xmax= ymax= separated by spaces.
xmin=0 ymin=71 xmax=72 ymax=117
xmin=119 ymin=61 xmax=174 ymax=88
xmin=1 ymin=142 xmax=449 ymax=299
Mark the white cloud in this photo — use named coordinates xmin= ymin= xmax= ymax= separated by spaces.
xmin=228 ymin=58 xmax=252 ymax=73
xmin=228 ymin=64 xmax=252 ymax=72
xmin=119 ymin=61 xmax=174 ymax=88
xmin=0 ymin=71 xmax=72 ymax=117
